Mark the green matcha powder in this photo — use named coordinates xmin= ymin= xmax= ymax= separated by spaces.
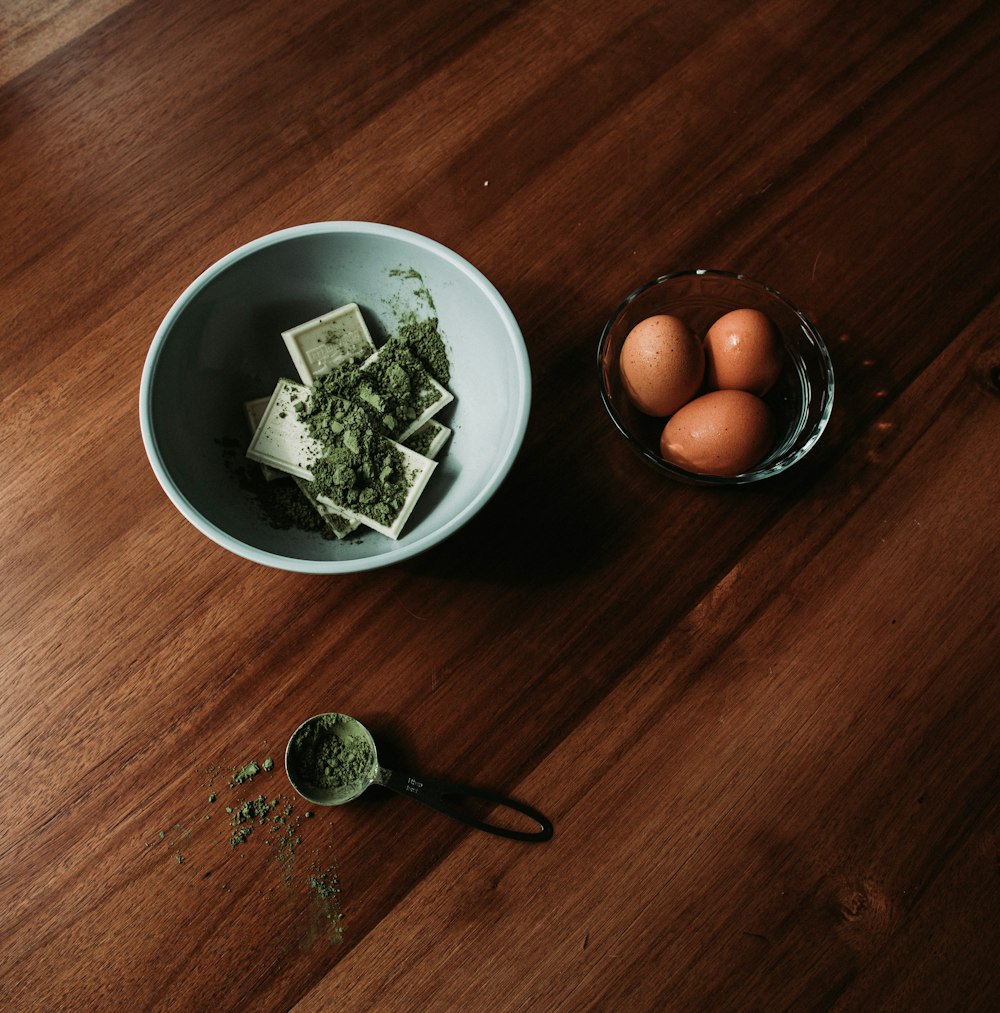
xmin=289 ymin=714 xmax=375 ymax=791
xmin=232 ymin=309 xmax=450 ymax=535
xmin=292 ymin=317 xmax=451 ymax=527
xmin=151 ymin=756 xmax=345 ymax=940
xmin=296 ymin=397 xmax=414 ymax=527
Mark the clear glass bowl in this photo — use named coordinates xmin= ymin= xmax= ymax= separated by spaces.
xmin=597 ymin=269 xmax=834 ymax=485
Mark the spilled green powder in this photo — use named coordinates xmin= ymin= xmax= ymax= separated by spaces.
xmin=307 ymin=865 xmax=345 ymax=941
xmin=270 ymin=802 xmax=304 ymax=880
xmin=229 ymin=794 xmax=275 ymax=848
xmin=307 ymin=871 xmax=340 ymax=900
xmin=148 ymin=751 xmax=347 ymax=943
xmin=230 ymin=760 xmax=260 ymax=786
xmin=389 ymin=266 xmax=437 ymax=313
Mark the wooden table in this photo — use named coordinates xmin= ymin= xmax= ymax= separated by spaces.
xmin=3 ymin=1 xmax=999 ymax=1009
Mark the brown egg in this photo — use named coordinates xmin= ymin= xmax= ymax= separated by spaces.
xmin=619 ymin=314 xmax=704 ymax=417
xmin=659 ymin=389 xmax=776 ymax=476
xmin=704 ymin=308 xmax=784 ymax=396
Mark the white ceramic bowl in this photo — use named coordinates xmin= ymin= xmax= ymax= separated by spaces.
xmin=140 ymin=222 xmax=530 ymax=573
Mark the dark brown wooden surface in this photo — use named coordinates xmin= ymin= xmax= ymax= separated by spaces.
xmin=2 ymin=1 xmax=999 ymax=1010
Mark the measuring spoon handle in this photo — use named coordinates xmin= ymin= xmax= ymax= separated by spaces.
xmin=381 ymin=768 xmax=553 ymax=842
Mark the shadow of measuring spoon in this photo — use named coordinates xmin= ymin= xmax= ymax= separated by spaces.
xmin=285 ymin=712 xmax=553 ymax=842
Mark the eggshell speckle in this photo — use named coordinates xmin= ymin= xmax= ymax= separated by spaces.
xmin=659 ymin=389 xmax=776 ymax=476
xmin=619 ymin=314 xmax=704 ymax=417
xmin=704 ymin=308 xmax=783 ymax=396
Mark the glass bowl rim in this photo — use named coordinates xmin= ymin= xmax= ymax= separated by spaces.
xmin=597 ymin=267 xmax=835 ymax=486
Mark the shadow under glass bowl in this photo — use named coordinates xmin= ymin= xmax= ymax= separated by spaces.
xmin=598 ymin=269 xmax=834 ymax=485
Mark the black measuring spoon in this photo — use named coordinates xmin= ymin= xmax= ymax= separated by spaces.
xmin=285 ymin=712 xmax=553 ymax=842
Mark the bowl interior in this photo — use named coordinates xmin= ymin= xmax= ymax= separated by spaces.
xmin=142 ymin=225 xmax=529 ymax=570
xmin=598 ymin=270 xmax=833 ymax=484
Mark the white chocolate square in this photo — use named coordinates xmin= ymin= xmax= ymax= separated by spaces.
xmin=246 ymin=379 xmax=322 ymax=480
xmin=247 ymin=378 xmax=436 ymax=540
xmin=243 ymin=397 xmax=284 ymax=482
xmin=245 ymin=394 xmax=357 ymax=537
xmin=282 ymin=303 xmax=376 ymax=384
xmin=404 ymin=418 xmax=451 ymax=459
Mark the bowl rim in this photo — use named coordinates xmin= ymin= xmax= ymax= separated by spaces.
xmin=139 ymin=220 xmax=531 ymax=573
xmin=597 ymin=267 xmax=834 ymax=485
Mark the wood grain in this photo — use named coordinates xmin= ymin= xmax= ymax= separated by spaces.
xmin=1 ymin=1 xmax=999 ymax=1010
